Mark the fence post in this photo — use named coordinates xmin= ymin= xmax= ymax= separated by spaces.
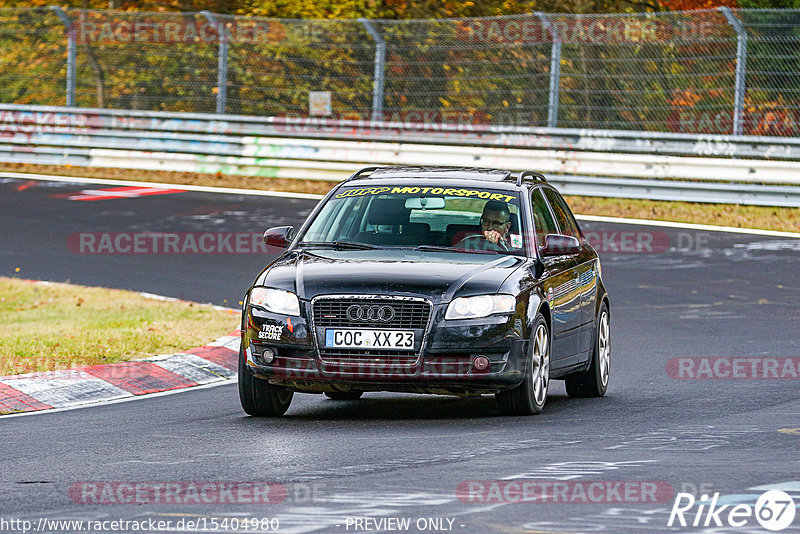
xmin=50 ymin=6 xmax=76 ymax=107
xmin=360 ymin=18 xmax=385 ymax=122
xmin=201 ymin=11 xmax=228 ymax=114
xmin=536 ymin=12 xmax=561 ymax=128
xmin=719 ymin=7 xmax=747 ymax=136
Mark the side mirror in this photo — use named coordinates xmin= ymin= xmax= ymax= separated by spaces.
xmin=262 ymin=226 xmax=294 ymax=249
xmin=541 ymin=234 xmax=580 ymax=256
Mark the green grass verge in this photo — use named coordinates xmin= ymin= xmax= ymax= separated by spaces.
xmin=2 ymin=162 xmax=799 ymax=233
xmin=0 ymin=277 xmax=238 ymax=376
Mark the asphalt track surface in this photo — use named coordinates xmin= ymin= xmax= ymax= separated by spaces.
xmin=1 ymin=177 xmax=799 ymax=534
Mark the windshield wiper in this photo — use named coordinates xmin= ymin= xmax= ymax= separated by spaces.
xmin=414 ymin=245 xmax=498 ymax=255
xmin=299 ymin=240 xmax=381 ymax=250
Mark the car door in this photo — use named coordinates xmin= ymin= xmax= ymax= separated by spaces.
xmin=543 ymin=189 xmax=597 ymax=358
xmin=531 ymin=188 xmax=582 ymax=363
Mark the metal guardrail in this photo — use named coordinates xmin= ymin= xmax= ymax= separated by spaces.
xmin=1 ymin=104 xmax=799 ymax=206
xmin=4 ymin=104 xmax=800 ymax=161
xmin=548 ymin=176 xmax=800 ymax=207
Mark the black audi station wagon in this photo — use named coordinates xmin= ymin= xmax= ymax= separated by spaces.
xmin=239 ymin=166 xmax=610 ymax=416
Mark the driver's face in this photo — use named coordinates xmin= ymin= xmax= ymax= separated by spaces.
xmin=481 ymin=210 xmax=511 ymax=235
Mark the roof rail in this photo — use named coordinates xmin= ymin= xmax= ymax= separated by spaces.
xmin=345 ymin=166 xmax=384 ymax=182
xmin=516 ymin=171 xmax=548 ymax=187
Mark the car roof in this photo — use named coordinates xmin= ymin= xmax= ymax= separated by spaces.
xmin=366 ymin=166 xmax=511 ymax=181
xmin=344 ymin=166 xmax=548 ymax=190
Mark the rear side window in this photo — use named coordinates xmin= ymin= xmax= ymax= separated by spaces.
xmin=531 ymin=189 xmax=558 ymax=248
xmin=543 ymin=189 xmax=582 ymax=239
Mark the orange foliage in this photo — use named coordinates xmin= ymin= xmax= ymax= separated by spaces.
xmin=667 ymin=90 xmax=799 ymax=136
xmin=658 ymin=0 xmax=736 ymax=10
xmin=745 ymin=96 xmax=797 ymax=136
xmin=669 ymin=89 xmax=702 ymax=108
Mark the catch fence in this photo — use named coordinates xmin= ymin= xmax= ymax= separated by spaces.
xmin=0 ymin=8 xmax=799 ymax=136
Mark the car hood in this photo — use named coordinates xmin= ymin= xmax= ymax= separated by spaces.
xmin=259 ymin=249 xmax=524 ymax=304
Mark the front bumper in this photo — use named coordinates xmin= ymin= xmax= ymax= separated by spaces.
xmin=242 ymin=303 xmax=528 ymax=395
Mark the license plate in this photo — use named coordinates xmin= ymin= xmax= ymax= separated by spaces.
xmin=324 ymin=329 xmax=415 ymax=350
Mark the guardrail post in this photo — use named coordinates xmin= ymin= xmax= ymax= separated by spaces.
xmin=719 ymin=7 xmax=747 ymax=136
xmin=50 ymin=6 xmax=76 ymax=107
xmin=536 ymin=13 xmax=561 ymax=128
xmin=360 ymin=18 xmax=385 ymax=122
xmin=201 ymin=11 xmax=228 ymax=114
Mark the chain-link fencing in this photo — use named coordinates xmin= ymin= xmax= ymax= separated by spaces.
xmin=0 ymin=7 xmax=798 ymax=136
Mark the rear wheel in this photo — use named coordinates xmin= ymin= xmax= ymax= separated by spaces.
xmin=496 ymin=314 xmax=550 ymax=415
xmin=565 ymin=303 xmax=610 ymax=398
xmin=324 ymin=391 xmax=364 ymax=400
xmin=238 ymin=346 xmax=293 ymax=416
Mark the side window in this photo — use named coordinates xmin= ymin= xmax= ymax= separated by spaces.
xmin=543 ymin=189 xmax=581 ymax=239
xmin=531 ymin=189 xmax=558 ymax=248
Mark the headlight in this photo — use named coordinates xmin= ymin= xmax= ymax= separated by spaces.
xmin=249 ymin=287 xmax=300 ymax=316
xmin=445 ymin=294 xmax=516 ymax=320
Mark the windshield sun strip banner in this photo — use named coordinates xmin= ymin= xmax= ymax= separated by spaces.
xmin=334 ymin=186 xmax=516 ymax=204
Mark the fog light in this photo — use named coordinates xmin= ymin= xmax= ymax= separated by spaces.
xmin=261 ymin=348 xmax=275 ymax=364
xmin=473 ymin=356 xmax=490 ymax=371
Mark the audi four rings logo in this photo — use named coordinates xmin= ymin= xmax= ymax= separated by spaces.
xmin=346 ymin=304 xmax=396 ymax=322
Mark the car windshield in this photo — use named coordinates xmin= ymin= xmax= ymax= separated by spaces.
xmin=298 ymin=184 xmax=526 ymax=255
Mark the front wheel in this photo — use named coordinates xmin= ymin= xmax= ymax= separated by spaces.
xmin=565 ymin=303 xmax=610 ymax=398
xmin=496 ymin=314 xmax=550 ymax=415
xmin=238 ymin=346 xmax=293 ymax=416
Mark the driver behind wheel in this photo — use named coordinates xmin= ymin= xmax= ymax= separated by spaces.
xmin=480 ymin=200 xmax=512 ymax=247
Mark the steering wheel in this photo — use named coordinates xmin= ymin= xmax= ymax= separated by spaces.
xmin=453 ymin=233 xmax=509 ymax=252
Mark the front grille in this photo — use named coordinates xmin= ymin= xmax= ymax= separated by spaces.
xmin=313 ymin=297 xmax=431 ymax=366
xmin=313 ymin=298 xmax=431 ymax=329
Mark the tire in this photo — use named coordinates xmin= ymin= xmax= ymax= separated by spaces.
xmin=496 ymin=314 xmax=550 ymax=415
xmin=324 ymin=391 xmax=364 ymax=400
xmin=565 ymin=303 xmax=610 ymax=398
xmin=238 ymin=346 xmax=293 ymax=416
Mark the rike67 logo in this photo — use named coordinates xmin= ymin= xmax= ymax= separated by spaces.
xmin=668 ymin=490 xmax=796 ymax=531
